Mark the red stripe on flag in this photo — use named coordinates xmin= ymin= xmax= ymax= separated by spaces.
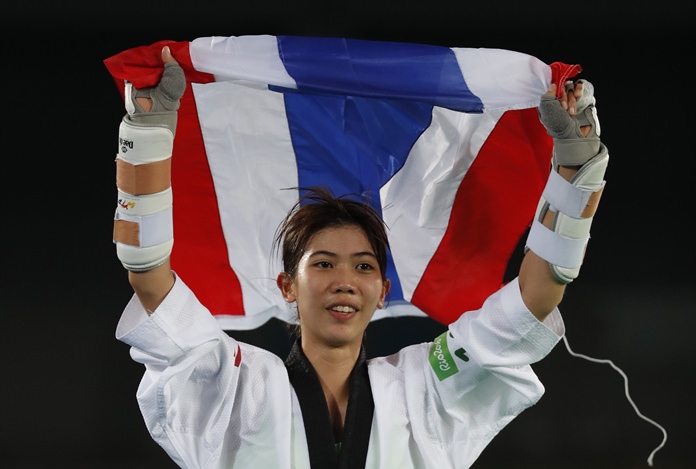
xmin=411 ymin=109 xmax=552 ymax=324
xmin=170 ymin=87 xmax=245 ymax=317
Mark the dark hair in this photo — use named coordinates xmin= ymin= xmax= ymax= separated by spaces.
xmin=272 ymin=186 xmax=390 ymax=281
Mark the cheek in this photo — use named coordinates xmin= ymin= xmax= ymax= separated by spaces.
xmin=293 ymin=277 xmax=319 ymax=304
xmin=369 ymin=281 xmax=387 ymax=302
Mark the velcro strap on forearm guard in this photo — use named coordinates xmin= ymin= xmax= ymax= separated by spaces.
xmin=525 ymin=143 xmax=609 ymax=284
xmin=542 ymin=165 xmax=605 ymax=218
xmin=116 ymin=187 xmax=172 ymax=216
xmin=113 ymin=206 xmax=173 ymax=247
xmin=113 ymin=201 xmax=174 ymax=272
xmin=526 ymin=218 xmax=589 ymax=268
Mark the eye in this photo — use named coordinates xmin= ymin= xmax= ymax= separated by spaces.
xmin=314 ymin=261 xmax=333 ymax=269
xmin=356 ymin=262 xmax=375 ymax=271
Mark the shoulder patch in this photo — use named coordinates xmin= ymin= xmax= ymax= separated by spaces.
xmin=429 ymin=331 xmax=459 ymax=381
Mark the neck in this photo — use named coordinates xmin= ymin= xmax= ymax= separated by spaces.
xmin=302 ymin=341 xmax=359 ymax=393
xmin=301 ymin=340 xmax=362 ymax=442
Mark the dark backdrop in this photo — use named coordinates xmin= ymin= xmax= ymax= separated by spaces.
xmin=3 ymin=1 xmax=693 ymax=468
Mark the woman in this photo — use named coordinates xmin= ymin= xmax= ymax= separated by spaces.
xmin=114 ymin=46 xmax=607 ymax=468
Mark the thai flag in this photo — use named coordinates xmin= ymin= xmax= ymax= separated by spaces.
xmin=104 ymin=35 xmax=580 ymax=330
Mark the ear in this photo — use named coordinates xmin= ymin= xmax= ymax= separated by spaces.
xmin=377 ymin=278 xmax=391 ymax=309
xmin=277 ymin=272 xmax=296 ymax=303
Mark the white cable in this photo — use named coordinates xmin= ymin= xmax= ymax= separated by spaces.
xmin=562 ymin=334 xmax=668 ymax=466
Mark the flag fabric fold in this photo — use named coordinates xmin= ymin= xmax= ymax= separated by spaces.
xmin=104 ymin=35 xmax=580 ymax=330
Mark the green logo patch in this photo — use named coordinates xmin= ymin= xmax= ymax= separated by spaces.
xmin=429 ymin=332 xmax=459 ymax=381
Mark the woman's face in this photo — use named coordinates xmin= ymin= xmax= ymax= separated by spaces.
xmin=277 ymin=225 xmax=390 ymax=349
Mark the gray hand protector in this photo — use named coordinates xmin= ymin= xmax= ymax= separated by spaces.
xmin=125 ymin=61 xmax=186 ymax=135
xmin=538 ymin=79 xmax=601 ymax=167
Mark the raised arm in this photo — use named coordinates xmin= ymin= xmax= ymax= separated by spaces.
xmin=112 ymin=46 xmax=185 ymax=313
xmin=519 ymin=80 xmax=608 ymax=321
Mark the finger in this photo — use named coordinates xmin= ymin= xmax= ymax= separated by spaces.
xmin=559 ymin=81 xmax=571 ymax=110
xmin=567 ymin=91 xmax=577 ymax=116
xmin=568 ymin=81 xmax=584 ymax=116
xmin=564 ymin=81 xmax=578 ymax=116
xmin=546 ymin=83 xmax=558 ymax=96
xmin=162 ymin=46 xmax=176 ymax=64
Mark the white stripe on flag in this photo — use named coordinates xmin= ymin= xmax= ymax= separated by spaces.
xmin=382 ymin=106 xmax=502 ymax=302
xmin=451 ymin=47 xmax=550 ymax=111
xmin=190 ymin=35 xmax=297 ymax=88
xmin=193 ymin=80 xmax=299 ymax=329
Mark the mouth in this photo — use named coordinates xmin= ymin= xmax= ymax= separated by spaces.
xmin=328 ymin=304 xmax=358 ymax=320
xmin=330 ymin=305 xmax=357 ymax=314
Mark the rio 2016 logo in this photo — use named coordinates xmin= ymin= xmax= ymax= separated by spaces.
xmin=429 ymin=333 xmax=458 ymax=381
xmin=428 ymin=332 xmax=469 ymax=381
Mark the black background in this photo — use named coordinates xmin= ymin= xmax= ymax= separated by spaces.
xmin=2 ymin=1 xmax=693 ymax=468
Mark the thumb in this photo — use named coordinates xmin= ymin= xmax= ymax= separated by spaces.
xmin=162 ymin=46 xmax=176 ymax=64
xmin=150 ymin=46 xmax=186 ymax=112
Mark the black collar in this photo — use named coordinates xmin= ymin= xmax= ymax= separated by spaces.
xmin=285 ymin=339 xmax=374 ymax=469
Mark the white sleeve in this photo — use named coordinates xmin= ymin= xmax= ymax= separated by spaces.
xmin=370 ymin=277 xmax=565 ymax=468
xmin=434 ymin=277 xmax=564 ymax=462
xmin=115 ymin=274 xmax=293 ymax=468
xmin=437 ymin=277 xmax=564 ymax=409
xmin=448 ymin=276 xmax=565 ymax=369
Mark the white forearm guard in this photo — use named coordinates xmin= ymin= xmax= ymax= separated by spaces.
xmin=113 ymin=117 xmax=174 ymax=271
xmin=525 ymin=143 xmax=609 ymax=284
xmin=112 ymin=59 xmax=185 ymax=272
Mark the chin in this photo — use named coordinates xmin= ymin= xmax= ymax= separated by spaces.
xmin=323 ymin=331 xmax=363 ymax=348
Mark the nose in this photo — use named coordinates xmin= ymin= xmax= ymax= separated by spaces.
xmin=333 ymin=283 xmax=355 ymax=294
xmin=331 ymin=268 xmax=355 ymax=294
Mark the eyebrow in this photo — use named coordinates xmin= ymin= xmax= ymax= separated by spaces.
xmin=308 ymin=250 xmax=377 ymax=260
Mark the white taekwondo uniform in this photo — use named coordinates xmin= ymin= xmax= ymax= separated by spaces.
xmin=116 ymin=275 xmax=564 ymax=468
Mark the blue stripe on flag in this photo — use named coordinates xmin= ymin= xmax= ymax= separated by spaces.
xmin=283 ymin=91 xmax=435 ymax=304
xmin=276 ymin=35 xmax=484 ymax=112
